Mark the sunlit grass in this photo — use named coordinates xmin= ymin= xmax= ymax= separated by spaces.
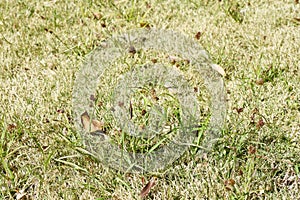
xmin=0 ymin=0 xmax=299 ymax=199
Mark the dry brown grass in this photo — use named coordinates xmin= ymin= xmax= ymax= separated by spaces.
xmin=1 ymin=0 xmax=299 ymax=199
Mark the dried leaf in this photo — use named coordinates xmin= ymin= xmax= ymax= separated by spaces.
xmin=57 ymin=109 xmax=65 ymax=113
xmin=256 ymin=78 xmax=264 ymax=85
xmin=256 ymin=118 xmax=265 ymax=129
xmin=211 ymin=64 xmax=226 ymax=76
xmin=195 ymin=31 xmax=202 ymax=40
xmin=91 ymin=119 xmax=104 ymax=132
xmin=7 ymin=123 xmax=17 ymax=132
xmin=92 ymin=12 xmax=102 ymax=20
xmin=194 ymin=87 xmax=198 ymax=93
xmin=118 ymin=101 xmax=124 ymax=107
xmin=140 ymin=177 xmax=156 ymax=198
xmin=128 ymin=46 xmax=136 ymax=54
xmin=44 ymin=28 xmax=53 ymax=34
xmin=101 ymin=22 xmax=106 ymax=28
xmin=252 ymin=107 xmax=259 ymax=114
xmin=140 ymin=22 xmax=151 ymax=28
xmin=129 ymin=101 xmax=133 ymax=119
xmin=238 ymin=169 xmax=243 ymax=176
xmin=168 ymin=55 xmax=180 ymax=64
xmin=168 ymin=55 xmax=190 ymax=67
xmin=98 ymin=101 xmax=103 ymax=107
xmin=225 ymin=179 xmax=235 ymax=186
xmin=146 ymin=2 xmax=151 ymax=8
xmin=141 ymin=109 xmax=147 ymax=116
xmin=81 ymin=111 xmax=91 ymax=131
xmin=224 ymin=178 xmax=235 ymax=191
xmin=168 ymin=55 xmax=181 ymax=62
xmin=151 ymin=58 xmax=158 ymax=63
xmin=293 ymin=17 xmax=300 ymax=24
xmin=151 ymin=89 xmax=159 ymax=101
xmin=90 ymin=94 xmax=96 ymax=101
xmin=81 ymin=111 xmax=104 ymax=132
xmin=234 ymin=107 xmax=244 ymax=114
xmin=248 ymin=145 xmax=256 ymax=154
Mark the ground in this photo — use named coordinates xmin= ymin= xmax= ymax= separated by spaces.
xmin=0 ymin=0 xmax=299 ymax=199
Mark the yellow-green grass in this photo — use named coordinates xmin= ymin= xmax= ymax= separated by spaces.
xmin=1 ymin=0 xmax=299 ymax=199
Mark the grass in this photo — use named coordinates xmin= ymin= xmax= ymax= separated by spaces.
xmin=1 ymin=0 xmax=300 ymax=199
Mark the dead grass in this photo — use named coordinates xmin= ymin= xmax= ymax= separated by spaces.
xmin=1 ymin=0 xmax=299 ymax=199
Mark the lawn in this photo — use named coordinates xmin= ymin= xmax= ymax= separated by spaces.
xmin=1 ymin=0 xmax=299 ymax=199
